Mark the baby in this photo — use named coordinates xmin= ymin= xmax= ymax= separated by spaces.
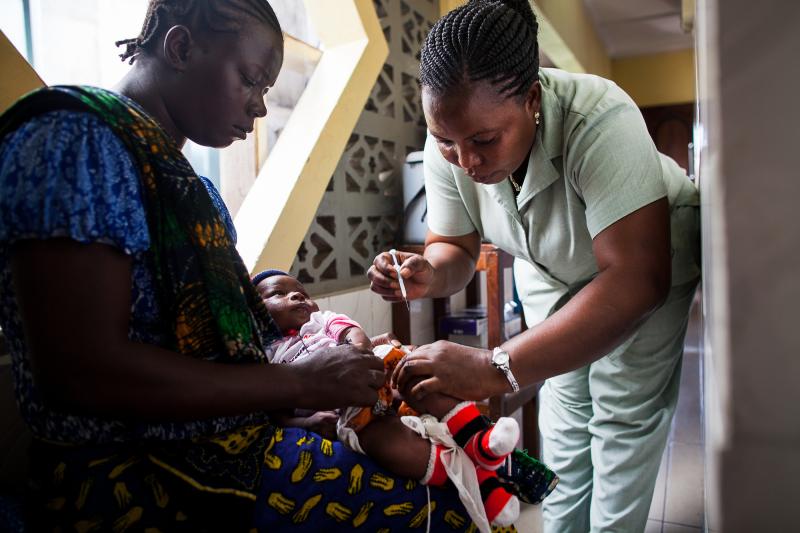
xmin=253 ymin=269 xmax=524 ymax=527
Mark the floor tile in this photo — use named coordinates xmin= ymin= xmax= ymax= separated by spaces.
xmin=664 ymin=443 xmax=705 ymax=527
xmin=672 ymin=352 xmax=703 ymax=445
xmin=662 ymin=522 xmax=701 ymax=533
xmin=645 ymin=519 xmax=663 ymax=533
xmin=516 ymin=503 xmax=543 ymax=533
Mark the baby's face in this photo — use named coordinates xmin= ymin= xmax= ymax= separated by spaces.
xmin=256 ymin=275 xmax=319 ymax=333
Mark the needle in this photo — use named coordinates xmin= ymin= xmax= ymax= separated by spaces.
xmin=389 ymin=248 xmax=410 ymax=312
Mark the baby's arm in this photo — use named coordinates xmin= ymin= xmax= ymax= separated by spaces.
xmin=341 ymin=326 xmax=372 ymax=352
xmin=273 ymin=409 xmax=339 ymax=440
xmin=320 ymin=312 xmax=372 ymax=352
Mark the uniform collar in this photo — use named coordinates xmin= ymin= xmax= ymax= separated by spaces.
xmin=516 ymin=73 xmax=563 ymax=210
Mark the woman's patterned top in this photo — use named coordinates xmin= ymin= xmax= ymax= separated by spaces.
xmin=0 ymin=110 xmax=267 ymax=444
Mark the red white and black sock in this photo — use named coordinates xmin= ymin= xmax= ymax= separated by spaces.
xmin=476 ymin=465 xmax=520 ymax=525
xmin=443 ymin=402 xmax=519 ymax=470
xmin=420 ymin=443 xmax=448 ymax=486
xmin=419 ymin=440 xmax=520 ymax=526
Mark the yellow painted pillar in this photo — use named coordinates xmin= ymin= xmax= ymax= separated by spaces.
xmin=0 ymin=30 xmax=44 ymax=114
xmin=533 ymin=0 xmax=611 ymax=76
xmin=234 ymin=0 xmax=389 ymax=273
xmin=440 ymin=0 xmax=465 ymax=16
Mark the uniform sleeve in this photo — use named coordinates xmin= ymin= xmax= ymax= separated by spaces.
xmin=0 ymin=110 xmax=150 ymax=253
xmin=567 ymin=97 xmax=668 ymax=238
xmin=423 ymin=134 xmax=477 ymax=237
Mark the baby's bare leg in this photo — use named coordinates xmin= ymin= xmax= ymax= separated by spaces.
xmin=400 ymin=376 xmax=462 ymax=419
xmin=401 ymin=376 xmax=520 ymax=472
xmin=357 ymin=416 xmax=431 ymax=479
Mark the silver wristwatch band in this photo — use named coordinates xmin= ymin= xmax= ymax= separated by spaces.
xmin=492 ymin=347 xmax=520 ymax=393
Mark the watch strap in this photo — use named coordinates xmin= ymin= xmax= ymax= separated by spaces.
xmin=492 ymin=347 xmax=520 ymax=393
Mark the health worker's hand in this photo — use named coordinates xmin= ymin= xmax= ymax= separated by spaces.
xmin=391 ymin=340 xmax=505 ymax=403
xmin=368 ymin=250 xmax=434 ymax=302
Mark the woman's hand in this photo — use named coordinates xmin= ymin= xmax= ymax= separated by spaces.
xmin=290 ymin=344 xmax=385 ymax=410
xmin=368 ymin=250 xmax=435 ymax=301
xmin=391 ymin=340 xmax=506 ymax=402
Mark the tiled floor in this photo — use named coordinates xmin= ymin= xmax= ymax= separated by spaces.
xmin=516 ymin=293 xmax=705 ymax=532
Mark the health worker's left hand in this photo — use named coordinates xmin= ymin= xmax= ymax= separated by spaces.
xmin=391 ymin=340 xmax=505 ymax=402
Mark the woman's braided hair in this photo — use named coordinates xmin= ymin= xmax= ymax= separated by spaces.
xmin=420 ymin=0 xmax=539 ymax=98
xmin=116 ymin=0 xmax=282 ymax=64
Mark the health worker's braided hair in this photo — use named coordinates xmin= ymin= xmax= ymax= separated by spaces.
xmin=116 ymin=0 xmax=282 ymax=64
xmin=420 ymin=0 xmax=539 ymax=98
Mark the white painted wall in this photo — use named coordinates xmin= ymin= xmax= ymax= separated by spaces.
xmin=696 ymin=0 xmax=800 ymax=530
xmin=317 ymin=287 xmax=393 ymax=341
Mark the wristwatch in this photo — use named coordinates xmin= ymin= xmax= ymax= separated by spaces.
xmin=491 ymin=347 xmax=520 ymax=392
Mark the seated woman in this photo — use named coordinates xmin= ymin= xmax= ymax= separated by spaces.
xmin=0 ymin=1 xmax=501 ymax=530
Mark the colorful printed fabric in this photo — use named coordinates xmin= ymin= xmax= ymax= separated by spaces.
xmin=0 ymin=86 xmax=281 ymax=361
xmin=29 ymin=426 xmax=518 ymax=532
xmin=0 ymin=86 xmax=282 ymax=513
xmin=0 ymin=87 xmax=505 ymax=531
xmin=0 ymin=110 xmax=266 ymax=444
xmin=256 ymin=426 xmax=519 ymax=532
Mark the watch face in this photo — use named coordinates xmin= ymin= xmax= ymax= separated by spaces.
xmin=494 ymin=351 xmax=509 ymax=366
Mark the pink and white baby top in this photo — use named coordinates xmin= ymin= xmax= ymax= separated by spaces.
xmin=265 ymin=310 xmax=361 ymax=364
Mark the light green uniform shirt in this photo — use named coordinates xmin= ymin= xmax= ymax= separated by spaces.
xmin=425 ymin=68 xmax=700 ymax=324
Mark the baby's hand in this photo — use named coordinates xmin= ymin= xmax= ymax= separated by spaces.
xmin=302 ymin=411 xmax=339 ymax=440
xmin=344 ymin=327 xmax=374 ymax=353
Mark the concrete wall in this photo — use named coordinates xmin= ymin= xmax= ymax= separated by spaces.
xmin=696 ymin=0 xmax=800 ymax=530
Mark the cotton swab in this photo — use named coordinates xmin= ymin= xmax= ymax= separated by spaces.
xmin=389 ymin=249 xmax=410 ymax=311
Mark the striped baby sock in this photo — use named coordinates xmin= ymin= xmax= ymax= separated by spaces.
xmin=476 ymin=465 xmax=520 ymax=525
xmin=420 ymin=443 xmax=448 ymax=486
xmin=444 ymin=402 xmax=519 ymax=470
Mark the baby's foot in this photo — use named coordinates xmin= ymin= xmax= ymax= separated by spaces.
xmin=476 ymin=466 xmax=520 ymax=526
xmin=466 ymin=416 xmax=520 ymax=470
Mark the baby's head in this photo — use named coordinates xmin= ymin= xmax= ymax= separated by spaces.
xmin=253 ymin=269 xmax=319 ymax=334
